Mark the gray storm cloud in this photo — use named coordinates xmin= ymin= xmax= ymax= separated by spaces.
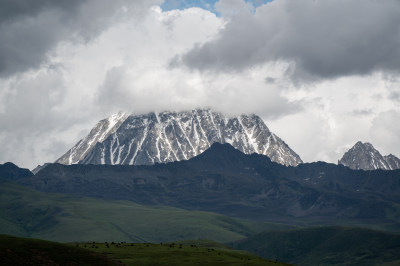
xmin=0 ymin=0 xmax=161 ymax=77
xmin=0 ymin=0 xmax=162 ymax=168
xmin=178 ymin=0 xmax=400 ymax=80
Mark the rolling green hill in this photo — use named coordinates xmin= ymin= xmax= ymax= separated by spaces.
xmin=231 ymin=226 xmax=400 ymax=266
xmin=0 ymin=180 xmax=290 ymax=243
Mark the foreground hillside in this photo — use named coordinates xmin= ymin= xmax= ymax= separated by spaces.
xmin=0 ymin=180 xmax=289 ymax=243
xmin=0 ymin=234 xmax=118 ymax=265
xmin=232 ymin=226 xmax=400 ymax=266
xmin=0 ymin=235 xmax=289 ymax=266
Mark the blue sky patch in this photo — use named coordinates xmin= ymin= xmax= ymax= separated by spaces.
xmin=161 ymin=0 xmax=273 ymax=13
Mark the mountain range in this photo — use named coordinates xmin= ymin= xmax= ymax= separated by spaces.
xmin=52 ymin=109 xmax=400 ymax=173
xmin=55 ymin=109 xmax=302 ymax=167
xmin=20 ymin=143 xmax=400 ymax=230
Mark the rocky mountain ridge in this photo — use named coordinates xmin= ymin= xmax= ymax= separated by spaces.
xmin=56 ymin=109 xmax=302 ymax=167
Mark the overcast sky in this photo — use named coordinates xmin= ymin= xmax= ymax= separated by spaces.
xmin=1 ymin=0 xmax=399 ymax=169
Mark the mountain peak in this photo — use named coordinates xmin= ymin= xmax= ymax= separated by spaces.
xmin=354 ymin=141 xmax=373 ymax=149
xmin=56 ymin=108 xmax=302 ymax=167
xmin=339 ymin=141 xmax=400 ymax=170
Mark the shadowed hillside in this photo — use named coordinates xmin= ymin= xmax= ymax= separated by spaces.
xmin=231 ymin=226 xmax=400 ymax=266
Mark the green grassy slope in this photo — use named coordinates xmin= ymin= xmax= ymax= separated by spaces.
xmin=0 ymin=180 xmax=289 ymax=243
xmin=0 ymin=234 xmax=119 ymax=265
xmin=231 ymin=226 xmax=400 ymax=266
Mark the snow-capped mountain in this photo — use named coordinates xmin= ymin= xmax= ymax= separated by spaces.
xmin=56 ymin=109 xmax=302 ymax=167
xmin=338 ymin=141 xmax=400 ymax=170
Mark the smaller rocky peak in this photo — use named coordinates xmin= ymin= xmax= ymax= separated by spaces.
xmin=338 ymin=141 xmax=390 ymax=170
